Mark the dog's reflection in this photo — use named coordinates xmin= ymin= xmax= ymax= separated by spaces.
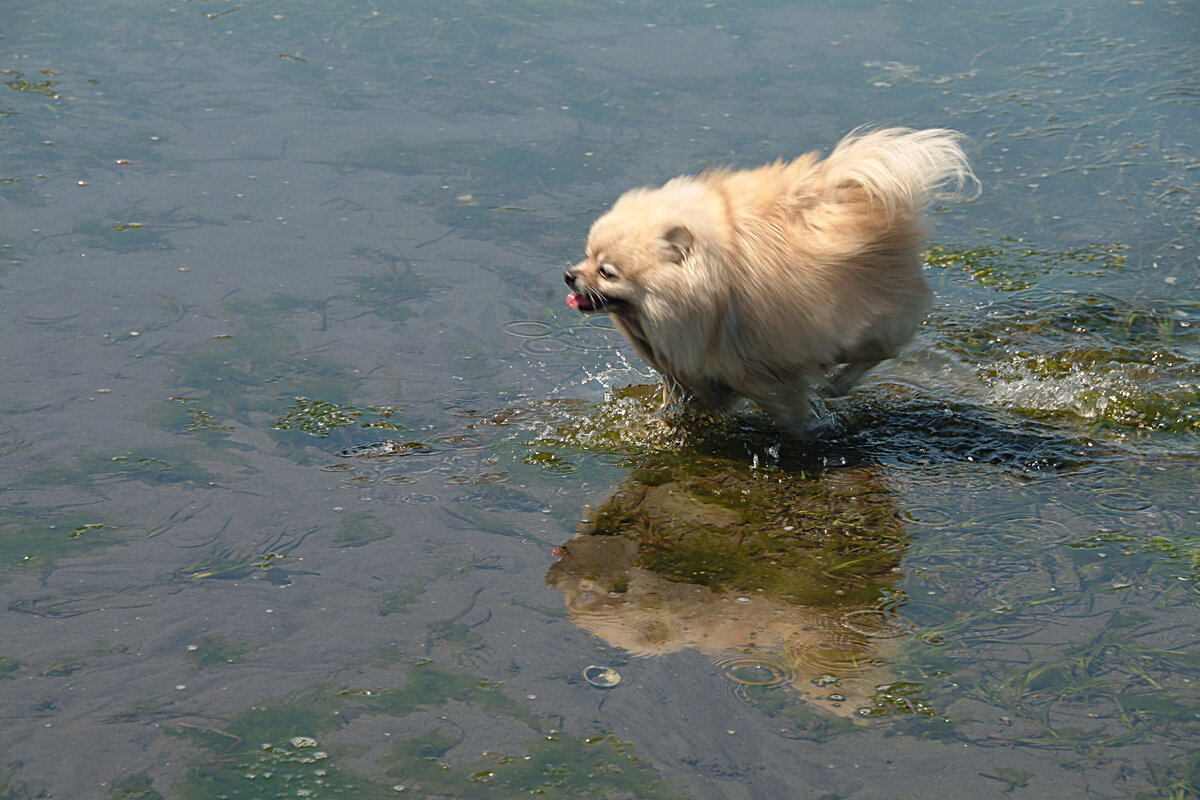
xmin=546 ymin=458 xmax=911 ymax=716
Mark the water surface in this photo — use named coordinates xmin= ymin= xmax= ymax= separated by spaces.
xmin=1 ymin=1 xmax=1197 ymax=798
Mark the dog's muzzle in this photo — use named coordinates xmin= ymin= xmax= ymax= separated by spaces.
xmin=564 ymin=268 xmax=614 ymax=312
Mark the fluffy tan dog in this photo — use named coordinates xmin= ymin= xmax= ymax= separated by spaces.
xmin=564 ymin=127 xmax=976 ymax=433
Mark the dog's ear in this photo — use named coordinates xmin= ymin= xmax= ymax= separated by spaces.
xmin=663 ymin=225 xmax=693 ymax=263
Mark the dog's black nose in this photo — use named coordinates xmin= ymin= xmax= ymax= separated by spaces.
xmin=563 ymin=268 xmax=577 ymax=288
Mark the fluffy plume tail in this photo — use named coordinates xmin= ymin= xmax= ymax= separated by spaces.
xmin=822 ymin=127 xmax=979 ymax=216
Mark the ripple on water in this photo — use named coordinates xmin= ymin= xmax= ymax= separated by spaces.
xmin=711 ymin=653 xmax=796 ymax=688
xmin=1094 ymin=487 xmax=1156 ymax=513
xmin=892 ymin=449 xmax=936 ymax=467
xmin=839 ymin=608 xmax=915 ymax=639
xmin=899 ymin=505 xmax=954 ymax=526
xmin=549 ymin=324 xmax=621 ymax=353
xmin=502 ymin=319 xmax=555 ymax=338
xmin=786 ymin=631 xmax=876 ymax=678
xmin=520 ymin=336 xmax=571 ymax=355
xmin=846 ymin=388 xmax=1092 ymax=472
xmin=711 ymin=653 xmax=797 ymax=707
xmin=978 ymin=513 xmax=1078 ymax=546
xmin=338 ymin=474 xmax=376 ymax=489
xmin=336 ymin=440 xmax=436 ymax=458
xmin=440 ymin=386 xmax=489 ymax=410
xmin=431 ymin=431 xmax=491 ymax=451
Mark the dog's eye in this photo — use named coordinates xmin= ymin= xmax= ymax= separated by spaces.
xmin=598 ymin=264 xmax=617 ymax=279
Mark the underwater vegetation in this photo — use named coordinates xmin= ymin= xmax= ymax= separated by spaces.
xmin=1 ymin=1 xmax=1195 ymax=797
xmin=926 ymin=238 xmax=1127 ymax=293
xmin=576 ymin=456 xmax=905 ymax=608
xmin=273 ymin=398 xmax=404 ymax=439
xmin=185 ymin=636 xmax=264 ymax=670
xmin=154 ymin=658 xmax=686 ymax=800
xmin=71 ymin=205 xmax=224 ymax=253
xmin=134 ymin=278 xmax=435 ymax=450
xmin=937 ymin=295 xmax=1197 ymax=440
xmin=544 ymin=450 xmax=910 ymax=717
xmin=924 ymin=235 xmax=1197 ymax=446
xmin=0 ymin=508 xmax=122 ymax=570
xmin=165 ymin=315 xmax=358 ymax=429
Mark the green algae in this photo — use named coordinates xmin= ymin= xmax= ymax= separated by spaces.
xmin=861 ymin=681 xmax=939 ymax=718
xmin=173 ymin=730 xmax=369 ymax=800
xmin=273 ymin=397 xmax=368 ymax=437
xmin=153 ymin=292 xmax=418 ymax=451
xmin=107 ymin=773 xmax=164 ymax=800
xmin=73 ymin=206 xmax=224 ymax=253
xmin=480 ymin=385 xmax=677 ymax=485
xmin=38 ymin=655 xmax=87 ymax=677
xmin=1 ymin=508 xmax=123 ymax=570
xmin=15 ymin=447 xmax=227 ymax=493
xmin=927 ymin=238 xmax=1126 ymax=292
xmin=423 ymin=618 xmax=488 ymax=667
xmin=273 ymin=398 xmax=405 ymax=438
xmin=583 ymin=459 xmax=905 ymax=607
xmin=73 ymin=219 xmax=164 ymax=253
xmin=383 ymin=729 xmax=686 ymax=799
xmin=174 ymin=553 xmax=260 ymax=582
xmin=3 ymin=70 xmax=61 ymax=99
xmin=175 ymin=529 xmax=312 ymax=583
xmin=360 ymin=661 xmax=537 ymax=724
xmin=1136 ymin=751 xmax=1200 ymax=800
xmin=733 ymin=683 xmax=860 ymax=741
xmin=877 ymin=515 xmax=1200 ymax=775
xmin=379 ymin=581 xmax=426 ymax=616
xmin=169 ymin=320 xmax=357 ymax=425
xmin=165 ymin=658 xmax=684 ymax=799
xmin=544 ymin=444 xmax=909 ymax=718
xmin=186 ymin=636 xmax=265 ymax=670
xmin=332 ymin=512 xmax=392 ymax=547
xmin=934 ymin=291 xmax=1199 ymax=441
xmin=0 ymin=656 xmax=20 ymax=679
xmin=86 ymin=640 xmax=134 ymax=658
xmin=137 ymin=397 xmax=236 ymax=438
xmin=979 ymin=766 xmax=1034 ymax=793
xmin=344 ymin=245 xmax=441 ymax=312
xmin=1065 ymin=528 xmax=1200 ymax=583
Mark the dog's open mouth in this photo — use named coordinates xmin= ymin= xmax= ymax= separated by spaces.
xmin=566 ymin=291 xmax=622 ymax=313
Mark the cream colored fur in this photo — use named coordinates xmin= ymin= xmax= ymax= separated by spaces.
xmin=565 ymin=127 xmax=977 ymax=433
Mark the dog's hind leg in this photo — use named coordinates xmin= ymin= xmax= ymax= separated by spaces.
xmin=745 ymin=374 xmax=814 ymax=438
xmin=828 ymin=360 xmax=881 ymax=396
xmin=660 ymin=375 xmax=690 ymax=408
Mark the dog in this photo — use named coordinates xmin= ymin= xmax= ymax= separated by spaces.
xmin=564 ymin=127 xmax=977 ymax=434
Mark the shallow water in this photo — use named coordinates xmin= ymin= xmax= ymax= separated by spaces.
xmin=1 ymin=1 xmax=1197 ymax=798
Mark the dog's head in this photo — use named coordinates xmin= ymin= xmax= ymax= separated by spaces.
xmin=564 ymin=182 xmax=712 ymax=317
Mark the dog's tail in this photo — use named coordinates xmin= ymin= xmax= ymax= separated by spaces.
xmin=822 ymin=127 xmax=979 ymax=217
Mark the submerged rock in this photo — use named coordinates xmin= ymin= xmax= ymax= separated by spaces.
xmin=547 ymin=456 xmax=909 ymax=715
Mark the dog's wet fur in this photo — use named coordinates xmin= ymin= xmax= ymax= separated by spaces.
xmin=564 ymin=127 xmax=977 ymax=435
